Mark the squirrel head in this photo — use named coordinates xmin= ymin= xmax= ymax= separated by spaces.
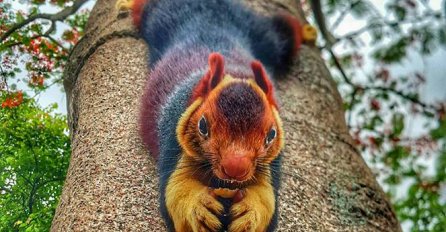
xmin=176 ymin=53 xmax=284 ymax=184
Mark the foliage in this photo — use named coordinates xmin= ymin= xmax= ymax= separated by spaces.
xmin=314 ymin=0 xmax=446 ymax=231
xmin=0 ymin=0 xmax=89 ymax=94
xmin=0 ymin=0 xmax=86 ymax=231
xmin=0 ymin=92 xmax=70 ymax=231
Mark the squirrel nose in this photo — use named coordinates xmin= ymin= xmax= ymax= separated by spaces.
xmin=221 ymin=157 xmax=251 ymax=181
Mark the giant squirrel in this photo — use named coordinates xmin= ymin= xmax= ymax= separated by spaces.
xmin=116 ymin=0 xmax=314 ymax=231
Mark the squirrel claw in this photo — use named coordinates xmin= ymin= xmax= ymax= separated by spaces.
xmin=229 ymin=202 xmax=259 ymax=232
xmin=115 ymin=0 xmax=134 ymax=11
xmin=189 ymin=191 xmax=224 ymax=232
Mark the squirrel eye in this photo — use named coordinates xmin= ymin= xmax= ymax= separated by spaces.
xmin=265 ymin=128 xmax=276 ymax=146
xmin=198 ymin=116 xmax=209 ymax=137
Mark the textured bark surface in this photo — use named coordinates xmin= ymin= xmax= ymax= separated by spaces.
xmin=52 ymin=0 xmax=402 ymax=231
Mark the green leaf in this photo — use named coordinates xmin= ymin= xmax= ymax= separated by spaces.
xmin=0 ymin=95 xmax=70 ymax=231
xmin=431 ymin=118 xmax=446 ymax=140
xmin=372 ymin=37 xmax=409 ymax=63
xmin=392 ymin=113 xmax=405 ymax=136
xmin=15 ymin=12 xmax=25 ymax=23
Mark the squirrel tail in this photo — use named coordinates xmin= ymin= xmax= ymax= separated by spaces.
xmin=249 ymin=13 xmax=304 ymax=76
xmin=273 ymin=14 xmax=303 ymax=59
xmin=270 ymin=14 xmax=304 ymax=75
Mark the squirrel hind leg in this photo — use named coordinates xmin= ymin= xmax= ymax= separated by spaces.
xmin=115 ymin=0 xmax=149 ymax=28
xmin=115 ymin=0 xmax=134 ymax=11
xmin=302 ymin=24 xmax=318 ymax=44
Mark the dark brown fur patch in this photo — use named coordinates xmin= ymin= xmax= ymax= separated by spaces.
xmin=217 ymin=83 xmax=265 ymax=133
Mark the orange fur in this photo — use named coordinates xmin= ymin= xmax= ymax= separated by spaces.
xmin=251 ymin=61 xmax=278 ymax=109
xmin=165 ymin=154 xmax=276 ymax=231
xmin=174 ymin=53 xmax=284 ymax=231
xmin=229 ymin=174 xmax=275 ymax=232
xmin=178 ymin=74 xmax=284 ymax=182
xmin=166 ymin=156 xmax=224 ymax=231
xmin=191 ymin=53 xmax=225 ymax=103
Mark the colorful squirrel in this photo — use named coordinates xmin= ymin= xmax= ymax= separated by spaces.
xmin=116 ymin=0 xmax=311 ymax=231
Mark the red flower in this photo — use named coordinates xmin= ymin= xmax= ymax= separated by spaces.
xmin=370 ymin=99 xmax=381 ymax=111
xmin=1 ymin=91 xmax=23 ymax=108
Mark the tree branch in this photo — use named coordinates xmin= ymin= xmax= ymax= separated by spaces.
xmin=328 ymin=45 xmax=436 ymax=116
xmin=0 ymin=0 xmax=89 ymax=43
xmin=328 ymin=48 xmax=353 ymax=85
xmin=331 ymin=0 xmax=362 ymax=31
xmin=338 ymin=11 xmax=441 ymax=42
xmin=37 ymin=177 xmax=65 ymax=189
xmin=28 ymin=181 xmax=38 ymax=214
xmin=363 ymin=85 xmax=435 ymax=111
xmin=309 ymin=0 xmax=337 ymax=48
xmin=31 ymin=77 xmax=64 ymax=99
xmin=1 ymin=18 xmax=68 ymax=51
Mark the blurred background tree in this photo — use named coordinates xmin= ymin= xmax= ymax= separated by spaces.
xmin=0 ymin=0 xmax=445 ymax=231
xmin=0 ymin=95 xmax=70 ymax=231
xmin=1 ymin=0 xmax=88 ymax=231
xmin=305 ymin=0 xmax=446 ymax=230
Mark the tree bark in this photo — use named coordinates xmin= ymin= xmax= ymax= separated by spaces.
xmin=52 ymin=0 xmax=402 ymax=231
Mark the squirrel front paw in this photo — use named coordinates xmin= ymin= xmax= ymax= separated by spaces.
xmin=188 ymin=188 xmax=224 ymax=232
xmin=228 ymin=188 xmax=275 ymax=232
xmin=168 ymin=186 xmax=224 ymax=232
xmin=229 ymin=202 xmax=261 ymax=232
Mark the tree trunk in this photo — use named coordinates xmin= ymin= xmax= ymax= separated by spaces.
xmin=52 ymin=0 xmax=402 ymax=231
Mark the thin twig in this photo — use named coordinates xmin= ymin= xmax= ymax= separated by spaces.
xmin=328 ymin=49 xmax=353 ymax=85
xmin=363 ymin=85 xmax=435 ymax=111
xmin=0 ymin=0 xmax=88 ymax=42
xmin=329 ymin=47 xmax=436 ymax=114
xmin=309 ymin=0 xmax=337 ymax=48
xmin=31 ymin=77 xmax=63 ymax=99
xmin=331 ymin=0 xmax=362 ymax=31
xmin=338 ymin=11 xmax=440 ymax=42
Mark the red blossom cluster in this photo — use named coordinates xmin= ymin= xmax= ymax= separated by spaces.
xmin=24 ymin=38 xmax=64 ymax=86
xmin=370 ymin=99 xmax=381 ymax=111
xmin=1 ymin=91 xmax=23 ymax=108
xmin=30 ymin=74 xmax=44 ymax=87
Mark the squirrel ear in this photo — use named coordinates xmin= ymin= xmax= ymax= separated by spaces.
xmin=190 ymin=53 xmax=225 ymax=103
xmin=251 ymin=61 xmax=272 ymax=95
xmin=208 ymin=52 xmax=225 ymax=89
xmin=251 ymin=61 xmax=279 ymax=108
